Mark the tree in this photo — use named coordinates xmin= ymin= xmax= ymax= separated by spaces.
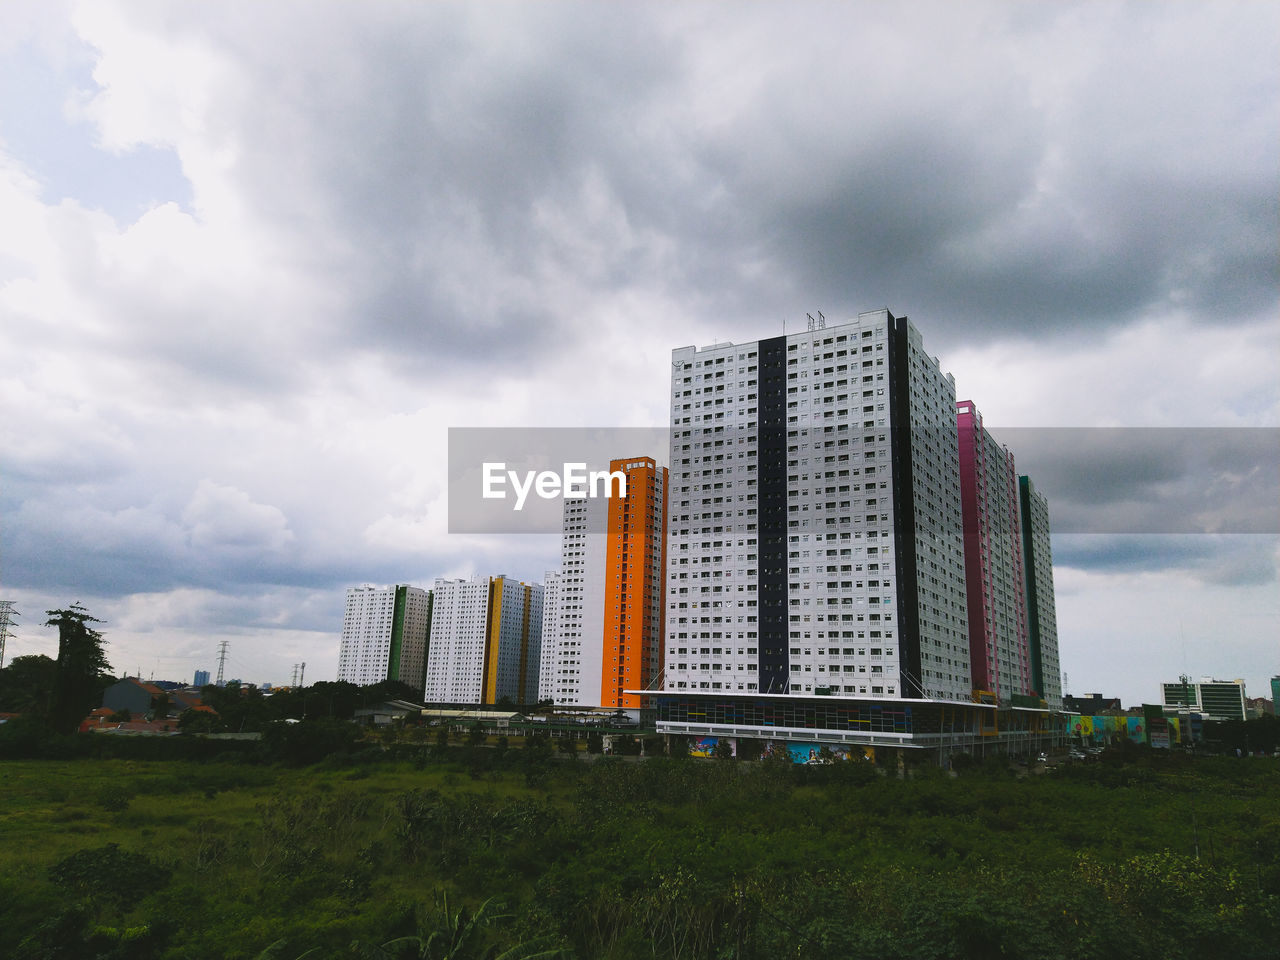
xmin=46 ymin=605 xmax=112 ymax=735
xmin=364 ymin=679 xmax=420 ymax=706
xmin=0 ymin=654 xmax=57 ymax=715
xmin=178 ymin=708 xmax=219 ymax=734
xmin=151 ymin=692 xmax=171 ymax=721
xmin=200 ymin=681 xmax=272 ymax=732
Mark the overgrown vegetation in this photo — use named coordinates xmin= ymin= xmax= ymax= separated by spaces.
xmin=1 ymin=744 xmax=1276 ymax=959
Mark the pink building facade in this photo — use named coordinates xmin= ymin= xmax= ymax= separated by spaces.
xmin=956 ymin=401 xmax=1031 ymax=701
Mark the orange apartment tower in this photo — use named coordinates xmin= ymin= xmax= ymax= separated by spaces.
xmin=600 ymin=457 xmax=668 ymax=709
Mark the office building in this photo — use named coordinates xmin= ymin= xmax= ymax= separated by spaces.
xmin=956 ymin=401 xmax=1030 ymax=701
xmin=425 ymin=575 xmax=542 ymax=705
xmin=654 ymin=309 xmax=1003 ymax=755
xmin=1161 ymin=677 xmax=1247 ymax=722
xmin=1020 ymin=475 xmax=1062 ymax=710
xmin=540 ymin=457 xmax=668 ymax=709
xmin=337 ymin=585 xmax=433 ymax=692
xmin=193 ymin=669 xmax=210 ymax=688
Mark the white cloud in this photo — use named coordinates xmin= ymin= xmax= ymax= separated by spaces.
xmin=182 ymin=480 xmax=294 ymax=552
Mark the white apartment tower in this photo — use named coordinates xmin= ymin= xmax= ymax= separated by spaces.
xmin=337 ymin=585 xmax=433 ymax=692
xmin=539 ymin=493 xmax=609 ymax=705
xmin=656 ymin=310 xmax=975 ymax=749
xmin=425 ymin=575 xmax=543 ymax=705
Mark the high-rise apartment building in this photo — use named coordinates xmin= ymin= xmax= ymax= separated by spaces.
xmin=1020 ymin=475 xmax=1062 ymax=710
xmin=956 ymin=401 xmax=1030 ymax=700
xmin=193 ymin=669 xmax=210 ymax=688
xmin=425 ymin=575 xmax=542 ymax=705
xmin=539 ymin=457 xmax=668 ymax=708
xmin=337 ymin=585 xmax=433 ymax=691
xmin=655 ymin=310 xmax=980 ymax=751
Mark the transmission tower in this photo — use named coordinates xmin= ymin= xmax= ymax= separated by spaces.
xmin=0 ymin=601 xmax=17 ymax=669
xmin=215 ymin=640 xmax=229 ymax=687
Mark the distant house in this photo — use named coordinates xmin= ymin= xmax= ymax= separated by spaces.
xmin=170 ymin=689 xmax=209 ymax=715
xmin=102 ymin=678 xmax=169 ymax=716
xmin=353 ymin=699 xmax=423 ymax=726
xmin=101 ymin=678 xmax=211 ymax=720
xmin=79 ymin=707 xmax=181 ymax=735
xmin=1245 ymin=696 xmax=1273 ymax=719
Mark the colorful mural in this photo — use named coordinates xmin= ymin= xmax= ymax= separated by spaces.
xmin=1067 ymin=714 xmax=1182 ymax=747
xmin=689 ymin=736 xmax=735 ymax=758
xmin=762 ymin=741 xmax=874 ymax=763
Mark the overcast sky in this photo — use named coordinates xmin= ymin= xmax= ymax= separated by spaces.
xmin=1 ymin=1 xmax=1276 ymax=706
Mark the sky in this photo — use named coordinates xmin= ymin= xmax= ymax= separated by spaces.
xmin=0 ymin=0 xmax=1276 ymax=706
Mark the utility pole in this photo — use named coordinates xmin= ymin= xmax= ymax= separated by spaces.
xmin=215 ymin=640 xmax=229 ymax=687
xmin=0 ymin=601 xmax=17 ymax=669
xmin=298 ymin=661 xmax=305 ymax=687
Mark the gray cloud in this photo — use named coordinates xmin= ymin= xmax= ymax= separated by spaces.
xmin=990 ymin=428 xmax=1280 ymax=534
xmin=2 ymin=2 xmax=1277 ymax=689
xmin=1053 ymin=534 xmax=1277 ymax=588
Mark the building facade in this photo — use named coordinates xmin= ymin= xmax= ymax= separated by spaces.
xmin=1020 ymin=475 xmax=1062 ymax=710
xmin=539 ymin=496 xmax=609 ymax=706
xmin=425 ymin=575 xmax=542 ymax=705
xmin=654 ymin=310 xmax=1012 ymax=756
xmin=956 ymin=401 xmax=1030 ymax=701
xmin=1161 ymin=678 xmax=1247 ymax=722
xmin=337 ymin=584 xmax=433 ymax=692
xmin=539 ymin=457 xmax=668 ymax=708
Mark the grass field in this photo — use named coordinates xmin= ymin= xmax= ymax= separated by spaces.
xmin=1 ymin=745 xmax=1277 ymax=959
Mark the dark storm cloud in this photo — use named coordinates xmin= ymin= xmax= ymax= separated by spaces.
xmin=991 ymin=428 xmax=1280 ymax=534
xmin=188 ymin=2 xmax=691 ymax=369
xmin=710 ymin=7 xmax=1280 ymax=343
xmin=84 ymin=1 xmax=1275 ymax=384
xmin=1053 ymin=535 xmax=1277 ymax=588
